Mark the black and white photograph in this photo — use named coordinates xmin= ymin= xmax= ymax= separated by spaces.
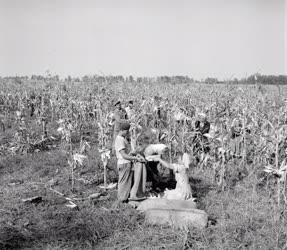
xmin=0 ymin=0 xmax=286 ymax=249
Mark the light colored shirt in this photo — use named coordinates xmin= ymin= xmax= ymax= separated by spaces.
xmin=114 ymin=135 xmax=131 ymax=165
xmin=125 ymin=106 xmax=135 ymax=120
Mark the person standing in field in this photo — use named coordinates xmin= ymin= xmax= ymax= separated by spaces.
xmin=125 ymin=100 xmax=136 ymax=150
xmin=193 ymin=112 xmax=211 ymax=164
xmin=125 ymin=100 xmax=135 ymax=120
xmin=230 ymin=118 xmax=243 ymax=158
xmin=113 ymin=122 xmax=146 ymax=207
xmin=230 ymin=117 xmax=252 ymax=159
xmin=195 ymin=113 xmax=210 ymax=135
xmin=112 ymin=101 xmax=128 ymax=151
xmin=194 ymin=113 xmax=210 ymax=150
xmin=153 ymin=96 xmax=162 ymax=128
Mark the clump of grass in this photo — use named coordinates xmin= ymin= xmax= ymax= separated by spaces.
xmin=0 ymin=194 xmax=145 ymax=249
xmin=184 ymin=173 xmax=287 ymax=249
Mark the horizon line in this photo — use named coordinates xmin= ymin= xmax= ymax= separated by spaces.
xmin=1 ymin=72 xmax=286 ymax=81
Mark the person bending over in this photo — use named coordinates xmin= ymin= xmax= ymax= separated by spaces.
xmin=147 ymin=152 xmax=193 ymax=200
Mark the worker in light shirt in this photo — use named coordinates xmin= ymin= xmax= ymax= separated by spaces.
xmin=113 ymin=122 xmax=146 ymax=207
xmin=125 ymin=100 xmax=135 ymax=120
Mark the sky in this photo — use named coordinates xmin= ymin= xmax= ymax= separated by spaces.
xmin=0 ymin=0 xmax=286 ymax=80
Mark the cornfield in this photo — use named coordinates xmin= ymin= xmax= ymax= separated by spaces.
xmin=2 ymin=78 xmax=287 ymax=249
xmin=1 ymin=78 xmax=287 ymax=202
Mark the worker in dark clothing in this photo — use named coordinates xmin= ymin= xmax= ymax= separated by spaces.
xmin=193 ymin=113 xmax=211 ymax=161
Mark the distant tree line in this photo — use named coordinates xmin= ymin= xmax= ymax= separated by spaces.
xmin=1 ymin=74 xmax=287 ymax=85
xmin=244 ymin=74 xmax=287 ymax=85
xmin=78 ymin=75 xmax=194 ymax=84
xmin=204 ymin=74 xmax=287 ymax=85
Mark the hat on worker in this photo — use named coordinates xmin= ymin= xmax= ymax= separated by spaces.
xmin=119 ymin=122 xmax=130 ymax=131
xmin=198 ymin=112 xmax=206 ymax=118
xmin=114 ymin=100 xmax=121 ymax=106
